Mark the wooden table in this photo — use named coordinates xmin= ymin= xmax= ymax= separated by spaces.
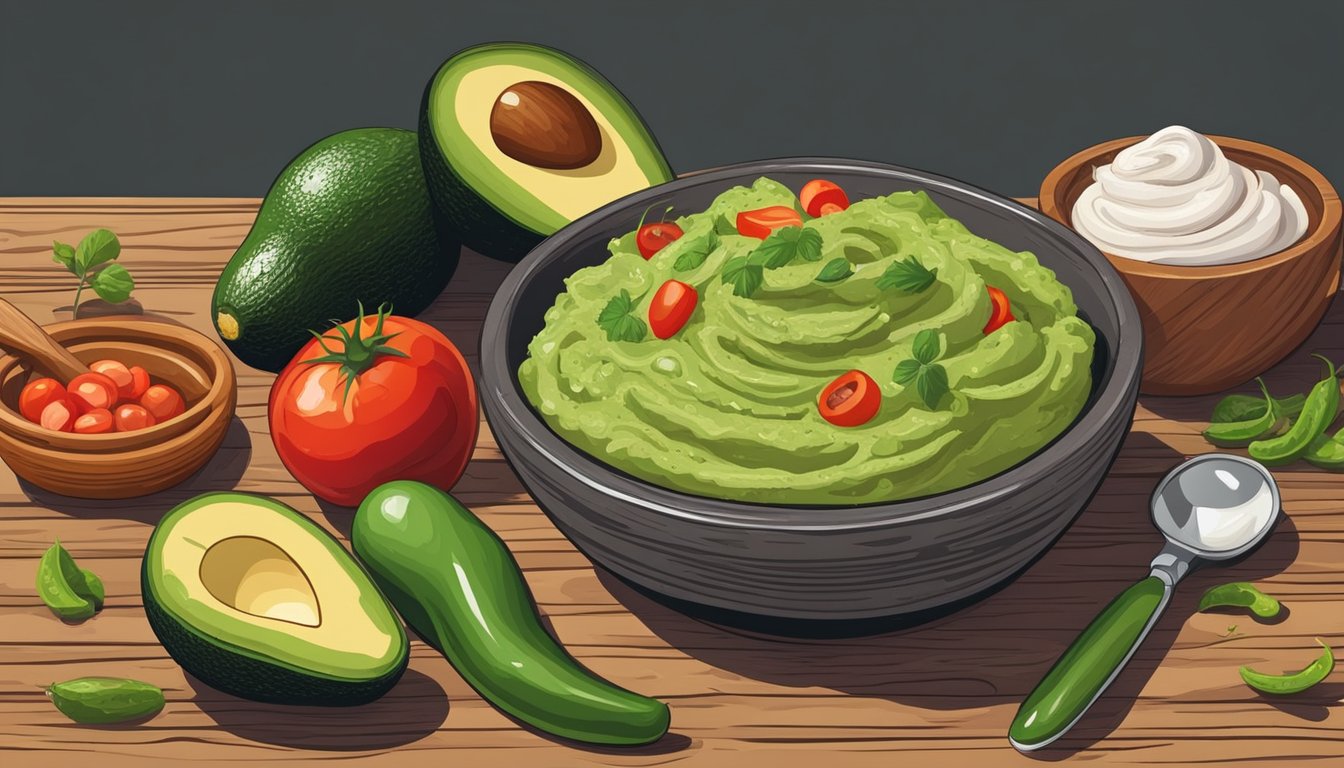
xmin=1 ymin=198 xmax=1342 ymax=767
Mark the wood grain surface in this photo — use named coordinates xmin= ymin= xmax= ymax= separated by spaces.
xmin=1 ymin=198 xmax=1343 ymax=767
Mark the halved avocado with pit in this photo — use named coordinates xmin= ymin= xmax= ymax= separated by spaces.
xmin=142 ymin=493 xmax=408 ymax=705
xmin=419 ymin=42 xmax=675 ymax=261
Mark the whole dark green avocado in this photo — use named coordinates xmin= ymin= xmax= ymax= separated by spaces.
xmin=212 ymin=128 xmax=457 ymax=372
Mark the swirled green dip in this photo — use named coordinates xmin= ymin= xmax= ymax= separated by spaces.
xmin=518 ymin=178 xmax=1095 ymax=505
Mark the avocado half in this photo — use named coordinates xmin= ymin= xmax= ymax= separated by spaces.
xmin=212 ymin=127 xmax=456 ymax=372
xmin=418 ymin=42 xmax=675 ymax=261
xmin=142 ymin=493 xmax=409 ymax=705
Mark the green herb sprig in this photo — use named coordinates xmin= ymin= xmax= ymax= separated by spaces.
xmin=721 ymin=226 xmax=823 ymax=298
xmin=597 ymin=289 xmax=647 ymax=342
xmin=877 ymin=256 xmax=937 ymax=293
xmin=893 ymin=329 xmax=949 ymax=408
xmin=52 ymin=229 xmax=134 ymax=317
xmin=672 ymin=232 xmax=719 ymax=272
xmin=814 ymin=258 xmax=852 ymax=283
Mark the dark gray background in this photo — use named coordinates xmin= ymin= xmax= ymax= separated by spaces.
xmin=3 ymin=0 xmax=1339 ymax=198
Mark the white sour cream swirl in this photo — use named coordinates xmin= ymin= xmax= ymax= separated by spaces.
xmin=1071 ymin=125 xmax=1308 ymax=266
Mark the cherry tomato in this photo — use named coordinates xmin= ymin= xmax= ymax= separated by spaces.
xmin=983 ymin=285 xmax=1015 ymax=334
xmin=800 ymin=179 xmax=850 ymax=217
xmin=73 ymin=408 xmax=114 ymax=434
xmin=736 ymin=206 xmax=803 ymax=239
xmin=40 ymin=400 xmax=78 ymax=432
xmin=127 ymin=366 xmax=151 ymax=400
xmin=649 ymin=280 xmax=698 ymax=339
xmin=114 ymin=403 xmax=157 ymax=432
xmin=636 ymin=221 xmax=684 ymax=259
xmin=19 ymin=378 xmax=68 ymax=423
xmin=67 ymin=372 xmax=119 ymax=412
xmin=89 ymin=359 xmax=137 ymax=401
xmin=269 ymin=306 xmax=479 ymax=507
xmin=818 ymin=370 xmax=881 ymax=427
xmin=141 ymin=384 xmax=185 ymax=422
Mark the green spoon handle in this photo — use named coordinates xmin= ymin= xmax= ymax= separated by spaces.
xmin=1009 ymin=575 xmax=1171 ymax=752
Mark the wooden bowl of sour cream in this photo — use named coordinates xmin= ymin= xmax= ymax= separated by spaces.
xmin=1041 ymin=134 xmax=1342 ymax=396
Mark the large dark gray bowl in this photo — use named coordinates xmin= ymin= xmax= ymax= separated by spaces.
xmin=480 ymin=158 xmax=1142 ymax=633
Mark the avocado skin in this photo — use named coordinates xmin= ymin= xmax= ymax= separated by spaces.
xmin=142 ymin=580 xmax=406 ymax=706
xmin=212 ymin=128 xmax=457 ymax=372
xmin=417 ymin=95 xmax=543 ymax=262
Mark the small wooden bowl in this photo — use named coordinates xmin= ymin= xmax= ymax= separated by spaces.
xmin=0 ymin=317 xmax=237 ymax=499
xmin=1040 ymin=135 xmax=1343 ymax=396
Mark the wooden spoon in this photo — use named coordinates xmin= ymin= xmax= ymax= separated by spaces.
xmin=0 ymin=298 xmax=89 ymax=382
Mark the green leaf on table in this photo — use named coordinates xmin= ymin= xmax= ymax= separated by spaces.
xmin=52 ymin=241 xmax=77 ymax=272
xmin=814 ymin=257 xmax=852 ymax=284
xmin=90 ymin=263 xmax=135 ymax=304
xmin=877 ymin=256 xmax=938 ymax=293
xmin=596 ymin=289 xmax=647 ymax=343
xmin=747 ymin=226 xmax=823 ymax=269
xmin=722 ymin=256 xmax=764 ymax=298
xmin=74 ymin=228 xmax=121 ymax=273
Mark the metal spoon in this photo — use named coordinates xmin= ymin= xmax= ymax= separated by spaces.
xmin=1009 ymin=454 xmax=1281 ymax=752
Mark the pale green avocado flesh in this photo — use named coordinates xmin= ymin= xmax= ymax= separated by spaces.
xmin=518 ymin=178 xmax=1096 ymax=505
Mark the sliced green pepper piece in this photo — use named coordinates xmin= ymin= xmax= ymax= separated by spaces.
xmin=46 ymin=677 xmax=164 ymax=724
xmin=1240 ymin=639 xmax=1334 ymax=695
xmin=36 ymin=542 xmax=94 ymax=622
xmin=1211 ymin=392 xmax=1306 ymax=424
xmin=1204 ymin=379 xmax=1284 ymax=447
xmin=1197 ymin=581 xmax=1280 ymax=618
xmin=1250 ymin=356 xmax=1340 ymax=466
xmin=1304 ymin=428 xmax=1344 ymax=470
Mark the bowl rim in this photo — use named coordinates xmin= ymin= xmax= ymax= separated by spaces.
xmin=1040 ymin=133 xmax=1343 ymax=280
xmin=481 ymin=157 xmax=1143 ymax=532
xmin=0 ymin=316 xmax=232 ymax=450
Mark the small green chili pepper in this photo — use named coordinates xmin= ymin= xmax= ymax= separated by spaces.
xmin=46 ymin=677 xmax=165 ymax=724
xmin=36 ymin=542 xmax=94 ymax=622
xmin=1197 ymin=581 xmax=1281 ymax=618
xmin=1212 ymin=392 xmax=1306 ymax=424
xmin=1240 ymin=639 xmax=1334 ymax=695
xmin=1304 ymin=428 xmax=1344 ymax=470
xmin=1249 ymin=356 xmax=1340 ymax=466
xmin=1204 ymin=379 xmax=1285 ymax=447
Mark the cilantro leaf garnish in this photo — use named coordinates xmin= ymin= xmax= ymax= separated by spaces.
xmin=51 ymin=228 xmax=136 ymax=318
xmin=597 ymin=289 xmax=647 ymax=342
xmin=893 ymin=329 xmax=949 ymax=408
xmin=747 ymin=226 xmax=823 ymax=269
xmin=721 ymin=256 xmax=764 ymax=298
xmin=814 ymin=257 xmax=852 ymax=284
xmin=673 ymin=232 xmax=719 ymax=272
xmin=877 ymin=256 xmax=938 ymax=293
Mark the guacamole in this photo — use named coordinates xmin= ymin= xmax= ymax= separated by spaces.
xmin=518 ymin=177 xmax=1095 ymax=505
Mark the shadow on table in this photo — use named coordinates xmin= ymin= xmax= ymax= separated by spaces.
xmin=188 ymin=668 xmax=448 ymax=751
xmin=18 ymin=415 xmax=252 ymax=523
xmin=593 ymin=437 xmax=1303 ymax=759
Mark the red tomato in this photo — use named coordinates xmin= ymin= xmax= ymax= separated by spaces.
xmin=800 ymin=179 xmax=850 ymax=217
xmin=818 ymin=370 xmax=881 ymax=427
xmin=636 ymin=222 xmax=684 ymax=259
xmin=269 ymin=307 xmax=479 ymax=507
xmin=141 ymin=384 xmax=185 ymax=422
xmin=40 ymin=400 xmax=78 ymax=432
xmin=67 ymin=372 xmax=119 ymax=412
xmin=19 ymin=378 xmax=68 ymax=423
xmin=114 ymin=403 xmax=157 ymax=432
xmin=90 ymin=359 xmax=136 ymax=401
xmin=983 ymin=285 xmax=1015 ymax=334
xmin=736 ymin=206 xmax=803 ymax=239
xmin=649 ymin=280 xmax=698 ymax=339
xmin=73 ymin=408 xmax=114 ymax=434
xmin=127 ymin=366 xmax=151 ymax=400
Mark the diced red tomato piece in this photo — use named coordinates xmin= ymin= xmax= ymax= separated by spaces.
xmin=114 ymin=403 xmax=157 ymax=432
xmin=67 ymin=372 xmax=119 ymax=412
xmin=140 ymin=384 xmax=185 ymax=422
xmin=800 ymin=179 xmax=850 ymax=218
xmin=819 ymin=370 xmax=881 ymax=427
xmin=637 ymin=222 xmax=684 ymax=259
xmin=126 ymin=365 xmax=152 ymax=400
xmin=736 ymin=206 xmax=803 ymax=239
xmin=40 ymin=400 xmax=78 ymax=432
xmin=73 ymin=408 xmax=114 ymax=434
xmin=90 ymin=360 xmax=138 ymax=401
xmin=649 ymin=280 xmax=698 ymax=339
xmin=983 ymin=286 xmax=1015 ymax=334
xmin=19 ymin=378 xmax=68 ymax=423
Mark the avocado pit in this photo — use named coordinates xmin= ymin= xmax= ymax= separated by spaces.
xmin=200 ymin=535 xmax=320 ymax=627
xmin=490 ymin=81 xmax=602 ymax=169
